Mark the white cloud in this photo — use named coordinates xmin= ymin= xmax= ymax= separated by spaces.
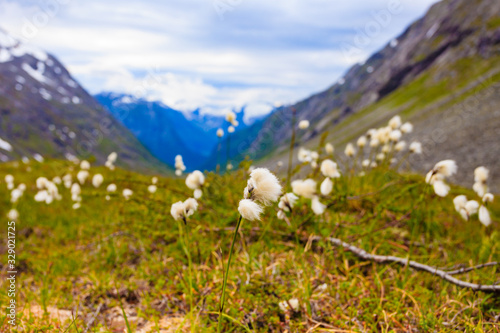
xmin=0 ymin=0 xmax=439 ymax=116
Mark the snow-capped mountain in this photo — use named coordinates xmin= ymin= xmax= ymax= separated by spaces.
xmin=0 ymin=28 xmax=167 ymax=173
xmin=95 ymin=92 xmax=252 ymax=170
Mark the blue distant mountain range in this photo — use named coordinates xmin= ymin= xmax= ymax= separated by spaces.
xmin=95 ymin=92 xmax=262 ymax=170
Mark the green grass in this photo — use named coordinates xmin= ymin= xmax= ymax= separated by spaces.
xmin=0 ymin=157 xmax=499 ymax=332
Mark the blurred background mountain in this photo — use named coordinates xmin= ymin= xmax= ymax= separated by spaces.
xmin=0 ymin=0 xmax=499 ymax=187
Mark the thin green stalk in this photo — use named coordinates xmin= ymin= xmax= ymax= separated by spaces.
xmin=217 ymin=215 xmax=243 ymax=333
xmin=226 ymin=134 xmax=231 ymax=172
xmin=178 ymin=220 xmax=194 ymax=315
xmin=216 ymin=137 xmax=221 ymax=174
xmin=287 ymin=108 xmax=297 ymax=190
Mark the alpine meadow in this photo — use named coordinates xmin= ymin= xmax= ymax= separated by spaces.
xmin=1 ymin=0 xmax=500 ymax=332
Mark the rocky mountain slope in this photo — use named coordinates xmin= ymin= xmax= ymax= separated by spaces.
xmin=222 ymin=0 xmax=500 ymax=189
xmin=0 ymin=29 xmax=168 ymax=173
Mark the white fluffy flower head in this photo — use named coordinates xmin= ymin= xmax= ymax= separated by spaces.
xmin=92 ymin=174 xmax=104 ymax=188
xmin=388 ymin=115 xmax=402 ymax=129
xmin=186 ymin=170 xmax=205 ymax=190
xmin=245 ymin=168 xmax=282 ymax=206
xmin=325 ymin=143 xmax=334 ymax=154
xmin=409 ymin=142 xmax=422 ymax=154
xmin=320 ymin=160 xmax=340 ymax=178
xmin=292 ymin=179 xmax=316 ymax=199
xmin=298 ymin=120 xmax=309 ymax=129
xmin=238 ymin=199 xmax=263 ymax=221
xmin=344 ymin=143 xmax=356 ymax=157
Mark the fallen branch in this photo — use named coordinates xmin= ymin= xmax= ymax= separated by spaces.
xmin=444 ymin=262 xmax=500 ymax=275
xmin=313 ymin=236 xmax=500 ymax=293
xmin=83 ymin=303 xmax=103 ymax=333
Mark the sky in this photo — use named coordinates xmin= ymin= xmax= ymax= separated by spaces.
xmin=0 ymin=0 xmax=439 ymax=117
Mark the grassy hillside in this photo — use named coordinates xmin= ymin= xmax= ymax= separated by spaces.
xmin=1 ymin=153 xmax=499 ymax=331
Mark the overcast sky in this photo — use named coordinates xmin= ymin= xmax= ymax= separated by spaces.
xmin=0 ymin=0 xmax=438 ymax=116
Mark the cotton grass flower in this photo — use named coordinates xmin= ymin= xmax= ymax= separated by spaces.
xmin=227 ymin=163 xmax=233 ymax=170
xmin=7 ymin=209 xmax=19 ymax=221
xmin=107 ymin=183 xmax=117 ymax=192
xmin=107 ymin=152 xmax=118 ymax=163
xmin=325 ymin=143 xmax=334 ymax=154
xmin=320 ymin=160 xmax=340 ymax=178
xmin=71 ymin=183 xmax=82 ymax=202
xmin=77 ymin=170 xmax=89 ymax=184
xmin=344 ymin=143 xmax=356 ymax=157
xmin=479 ymin=206 xmax=491 ymax=227
xmin=80 ymin=160 xmax=91 ymax=170
xmin=357 ymin=136 xmax=367 ymax=148
xmin=395 ymin=141 xmax=406 ymax=152
xmin=221 ymin=168 xmax=281 ymax=330
xmin=278 ymin=193 xmax=298 ymax=213
xmin=194 ymin=189 xmax=202 ymax=199
xmin=292 ymin=179 xmax=317 ymax=199
xmin=478 ymin=193 xmax=494 ymax=227
xmin=106 ymin=152 xmax=118 ymax=170
xmin=400 ymin=122 xmax=413 ymax=134
xmin=432 ymin=180 xmax=450 ymax=197
xmin=148 ymin=185 xmax=157 ymax=193
xmin=225 ymin=111 xmax=236 ymax=124
xmin=11 ymin=188 xmax=23 ymax=203
xmin=453 ymin=195 xmax=467 ymax=213
xmin=483 ymin=193 xmax=494 ymax=203
xmin=473 ymin=166 xmax=489 ymax=197
xmin=152 ymin=177 xmax=158 ymax=184
xmin=311 ymin=196 xmax=326 ymax=215
xmin=298 ymin=120 xmax=309 ymax=129
xmin=123 ymin=188 xmax=133 ymax=200
xmin=5 ymin=174 xmax=14 ymax=189
xmin=426 ymin=160 xmax=457 ymax=193
xmin=228 ymin=126 xmax=235 ymax=133
xmin=238 ymin=199 xmax=263 ymax=221
xmin=216 ymin=128 xmax=224 ymax=138
xmin=171 ymin=198 xmax=199 ymax=222
xmin=72 ymin=203 xmax=81 ymax=210
xmin=175 ymin=155 xmax=186 ymax=176
xmin=362 ymin=159 xmax=370 ymax=168
xmin=389 ymin=130 xmax=402 ymax=142
xmin=36 ymin=177 xmax=48 ymax=189
xmin=186 ymin=170 xmax=205 ymax=190
xmin=34 ymin=190 xmax=49 ymax=203
xmin=52 ymin=176 xmax=62 ymax=185
xmin=409 ymin=142 xmax=422 ymax=154
xmin=279 ymin=298 xmax=300 ymax=312
xmin=320 ymin=177 xmax=333 ymax=195
xmin=388 ymin=115 xmax=402 ymax=129
xmin=474 ymin=166 xmax=489 ymax=183
xmin=298 ymin=148 xmax=313 ymax=163
xmin=473 ymin=182 xmax=488 ymax=198
xmin=92 ymin=174 xmax=104 ymax=188
xmin=244 ymin=168 xmax=282 ymax=206
xmin=63 ymin=174 xmax=72 ymax=189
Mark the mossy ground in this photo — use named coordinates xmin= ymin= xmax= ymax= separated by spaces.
xmin=0 ymin=157 xmax=499 ymax=332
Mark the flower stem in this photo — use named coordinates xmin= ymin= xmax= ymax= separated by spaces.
xmin=226 ymin=134 xmax=231 ymax=172
xmin=217 ymin=215 xmax=243 ymax=333
xmin=216 ymin=137 xmax=221 ymax=174
xmin=287 ymin=107 xmax=297 ymax=190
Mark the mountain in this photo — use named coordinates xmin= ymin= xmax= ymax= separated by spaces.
xmin=0 ymin=29 xmax=168 ymax=173
xmin=95 ymin=92 xmax=252 ymax=170
xmin=220 ymin=0 xmax=500 ymax=189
